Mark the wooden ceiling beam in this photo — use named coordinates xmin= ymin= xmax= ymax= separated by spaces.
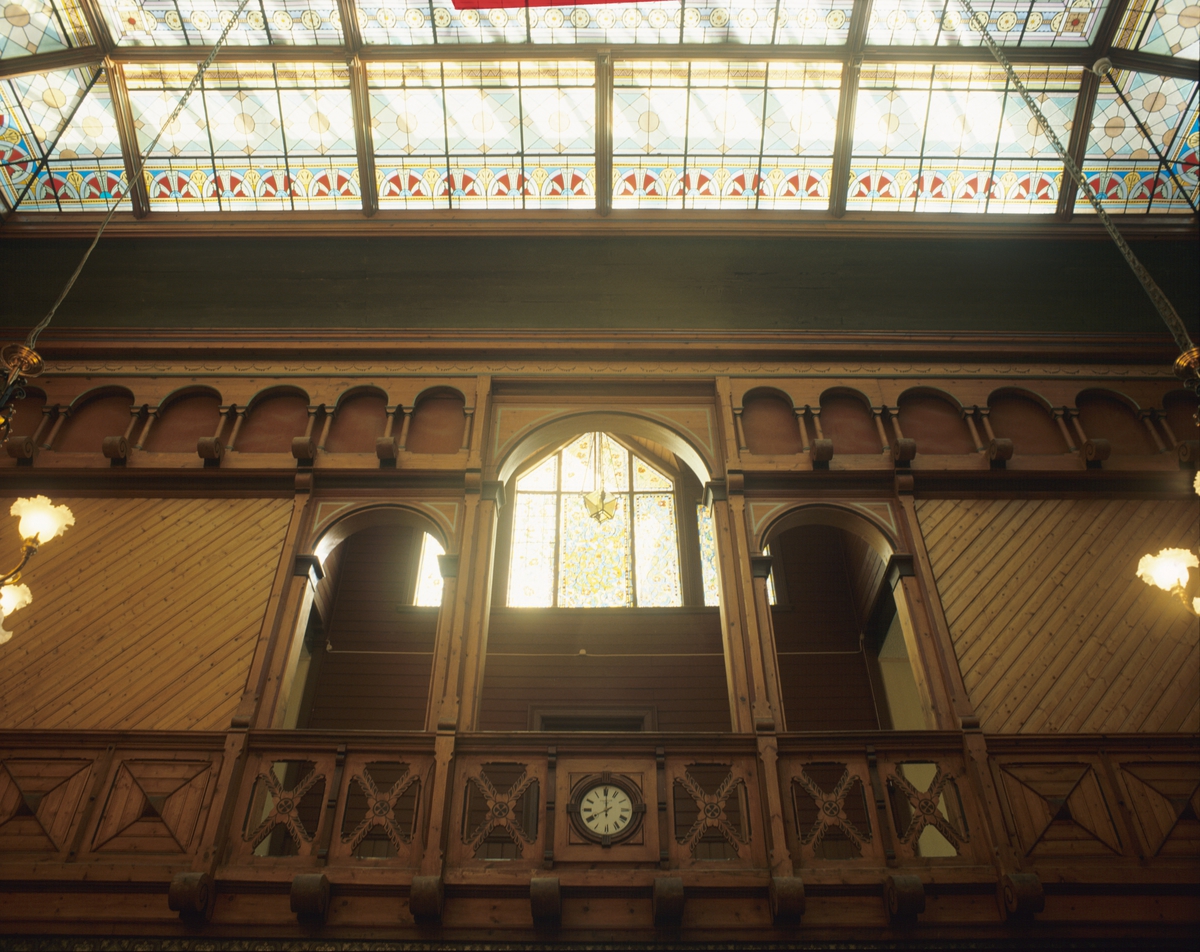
xmin=105 ymin=60 xmax=151 ymax=219
xmin=348 ymin=57 xmax=378 ymax=218
xmin=0 ymin=47 xmax=103 ymax=81
xmin=1057 ymin=69 xmax=1100 ymax=220
xmin=829 ymin=0 xmax=872 ymax=219
xmin=76 ymin=0 xmax=114 ymax=54
xmin=595 ymin=52 xmax=613 ymax=216
xmin=109 ymin=44 xmax=349 ymax=65
xmin=1107 ymin=48 xmax=1200 ymax=81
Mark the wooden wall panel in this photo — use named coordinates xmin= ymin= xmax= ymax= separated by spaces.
xmin=917 ymin=498 xmax=1200 ymax=734
xmin=0 ymin=496 xmax=293 ymax=731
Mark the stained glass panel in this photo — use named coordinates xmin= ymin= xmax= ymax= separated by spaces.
xmin=849 ymin=63 xmax=1080 ymax=213
xmin=696 ymin=503 xmax=720 ymax=607
xmin=613 ymin=60 xmax=841 ymax=209
xmin=413 ymin=532 xmax=445 ymax=606
xmin=1114 ymin=0 xmax=1200 ymax=59
xmin=0 ymin=0 xmax=91 ymax=60
xmin=865 ymin=0 xmax=1111 ymax=48
xmin=0 ymin=66 xmax=124 ymax=211
xmin=1080 ymin=70 xmax=1198 ymax=213
xmin=634 ymin=457 xmax=673 ymax=489
xmin=632 ymin=494 xmax=680 ymax=606
xmin=559 ymin=485 xmax=631 ymax=607
xmin=508 ymin=492 xmax=558 ymax=607
xmin=124 ymin=62 xmax=358 ymax=211
xmin=517 ymin=454 xmax=558 ymax=491
xmin=95 ymin=0 xmax=344 ymax=47
xmin=369 ymin=60 xmax=595 ymax=210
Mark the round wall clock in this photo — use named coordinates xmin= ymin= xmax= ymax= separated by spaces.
xmin=567 ymin=773 xmax=646 ymax=847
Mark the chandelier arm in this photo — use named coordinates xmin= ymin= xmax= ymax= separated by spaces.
xmin=22 ymin=0 xmax=254 ymax=352
xmin=1098 ymin=64 xmax=1198 ymax=215
xmin=0 ymin=541 xmax=37 ymax=587
xmin=956 ymin=0 xmax=1197 ymax=361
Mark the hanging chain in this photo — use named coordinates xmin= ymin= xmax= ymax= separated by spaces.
xmin=956 ymin=0 xmax=1197 ymax=363
xmin=23 ymin=0 xmax=252 ymax=350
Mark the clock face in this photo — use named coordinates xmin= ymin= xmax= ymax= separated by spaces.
xmin=579 ymin=783 xmax=634 ymax=838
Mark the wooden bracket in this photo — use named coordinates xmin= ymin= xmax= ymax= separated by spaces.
xmin=885 ymin=554 xmax=915 ymax=590
xmin=290 ymin=872 xmax=330 ymax=923
xmin=291 ymin=436 xmax=317 ymax=463
xmin=168 ymin=871 xmax=213 ymax=922
xmin=769 ymin=876 xmax=805 ymax=926
xmin=102 ymin=435 xmax=128 ymax=461
xmin=375 ymin=435 xmax=398 ymax=460
xmin=811 ymin=438 xmax=834 ymax=464
xmin=892 ymin=438 xmax=916 ymax=464
xmin=704 ymin=479 xmax=727 ymax=506
xmin=750 ymin=555 xmax=774 ymax=580
xmin=988 ymin=438 xmax=1014 ymax=463
xmin=652 ymin=876 xmax=685 ymax=928
xmin=999 ymin=873 xmax=1044 ymax=920
xmin=410 ymin=875 xmax=445 ymax=922
xmin=884 ymin=873 xmax=925 ymax=922
xmin=1085 ymin=438 xmax=1111 ymax=465
xmin=1179 ymin=440 xmax=1200 ymax=466
xmin=293 ymin=554 xmax=324 ymax=584
xmin=530 ymin=876 xmax=561 ymax=927
xmin=437 ymin=554 xmax=460 ymax=579
xmin=4 ymin=436 xmax=33 ymax=459
xmin=197 ymin=436 xmax=223 ymax=461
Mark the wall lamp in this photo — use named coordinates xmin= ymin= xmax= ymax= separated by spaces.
xmin=0 ymin=495 xmax=75 ymax=644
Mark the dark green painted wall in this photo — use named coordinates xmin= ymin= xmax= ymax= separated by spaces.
xmin=2 ymin=235 xmax=1196 ymax=335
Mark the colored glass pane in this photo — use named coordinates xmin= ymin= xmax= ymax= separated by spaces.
xmin=696 ymin=503 xmax=720 ymax=607
xmin=517 ymin=454 xmax=557 ymax=491
xmin=559 ymin=484 xmax=631 ymax=607
xmin=866 ymin=0 xmax=1110 ymax=48
xmin=0 ymin=66 xmax=124 ymax=211
xmin=613 ymin=60 xmax=840 ymax=210
xmin=1114 ymin=0 xmax=1200 ymax=59
xmin=508 ymin=491 xmax=558 ymax=607
xmin=634 ymin=494 xmax=681 ymax=607
xmin=763 ymin=544 xmax=777 ymax=605
xmin=95 ymin=0 xmax=344 ymax=47
xmin=1080 ymin=70 xmax=1198 ymax=213
xmin=368 ymin=60 xmax=595 ymax=210
xmin=413 ymin=532 xmax=445 ymax=606
xmin=849 ymin=63 xmax=1080 ymax=213
xmin=124 ymin=62 xmax=358 ymax=211
xmin=634 ymin=457 xmax=672 ymax=489
xmin=1 ymin=0 xmax=91 ymax=60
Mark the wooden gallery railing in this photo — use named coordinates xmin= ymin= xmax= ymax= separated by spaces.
xmin=0 ymin=728 xmax=1196 ymax=932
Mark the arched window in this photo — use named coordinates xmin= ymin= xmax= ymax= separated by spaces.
xmin=507 ymin=432 xmax=683 ymax=607
xmin=413 ymin=532 xmax=445 ymax=607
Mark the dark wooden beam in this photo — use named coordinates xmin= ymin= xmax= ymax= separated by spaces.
xmin=829 ymin=0 xmax=872 ymax=219
xmin=595 ymin=53 xmax=613 ymax=216
xmin=348 ymin=57 xmax=378 ymax=218
xmin=1107 ymin=48 xmax=1200 ymax=81
xmin=336 ymin=0 xmax=363 ymax=53
xmin=105 ymin=61 xmax=150 ymax=219
xmin=1057 ymin=70 xmax=1100 ymax=220
xmin=77 ymin=0 xmax=114 ymax=54
xmin=0 ymin=47 xmax=102 ymax=81
xmin=111 ymin=44 xmax=348 ymax=65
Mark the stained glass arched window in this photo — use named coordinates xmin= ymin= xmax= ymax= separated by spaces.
xmin=508 ymin=433 xmax=683 ymax=608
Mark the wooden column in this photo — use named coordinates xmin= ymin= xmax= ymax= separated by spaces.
xmin=423 ymin=554 xmax=460 ymax=732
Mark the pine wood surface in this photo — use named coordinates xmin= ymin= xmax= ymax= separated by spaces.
xmin=0 ymin=496 xmax=294 ymax=731
xmin=916 ymin=497 xmax=1200 ymax=734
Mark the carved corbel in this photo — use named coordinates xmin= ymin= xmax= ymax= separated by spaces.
xmin=652 ymin=876 xmax=685 ymax=928
xmin=410 ymin=875 xmax=445 ymax=922
xmin=530 ymin=876 xmax=561 ymax=928
xmin=999 ymin=872 xmax=1044 ymax=920
xmin=167 ymin=871 xmax=213 ymax=922
xmin=290 ymin=872 xmax=330 ymax=923
xmin=769 ymin=876 xmax=805 ymax=925
xmin=884 ymin=873 xmax=925 ymax=922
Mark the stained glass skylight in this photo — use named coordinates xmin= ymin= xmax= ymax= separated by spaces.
xmin=356 ymin=0 xmax=854 ymax=45
xmin=1081 ymin=68 xmax=1198 ymax=212
xmin=0 ymin=0 xmax=92 ymax=60
xmin=96 ymin=0 xmax=345 ymax=47
xmin=866 ymin=0 xmax=1113 ymax=48
xmin=0 ymin=66 xmax=124 ymax=211
xmin=849 ymin=62 xmax=1081 ymax=212
xmin=696 ymin=502 xmax=721 ymax=606
xmin=1114 ymin=0 xmax=1200 ymax=59
xmin=369 ymin=60 xmax=594 ymax=209
xmin=124 ymin=61 xmax=358 ymax=210
xmin=614 ymin=60 xmax=842 ymax=209
xmin=508 ymin=433 xmax=682 ymax=608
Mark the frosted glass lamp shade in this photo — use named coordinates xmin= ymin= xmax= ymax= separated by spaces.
xmin=0 ymin=582 xmax=31 ymax=645
xmin=584 ymin=488 xmax=618 ymax=523
xmin=1136 ymin=548 xmax=1198 ymax=593
xmin=11 ymin=496 xmax=75 ymax=544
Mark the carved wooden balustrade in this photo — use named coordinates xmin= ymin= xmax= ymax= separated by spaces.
xmin=1 ymin=728 xmax=1195 ymax=934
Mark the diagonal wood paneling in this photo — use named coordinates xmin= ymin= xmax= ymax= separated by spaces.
xmin=0 ymin=497 xmax=293 ymax=731
xmin=916 ymin=498 xmax=1200 ymax=734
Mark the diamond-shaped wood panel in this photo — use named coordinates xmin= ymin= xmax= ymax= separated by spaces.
xmin=1117 ymin=761 xmax=1200 ymax=857
xmin=92 ymin=760 xmax=213 ymax=853
xmin=0 ymin=758 xmax=92 ymax=852
xmin=998 ymin=762 xmax=1122 ymax=856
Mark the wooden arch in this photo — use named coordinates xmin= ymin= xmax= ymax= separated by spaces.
xmin=757 ymin=502 xmax=898 ymax=565
xmin=311 ymin=503 xmax=449 ymax=567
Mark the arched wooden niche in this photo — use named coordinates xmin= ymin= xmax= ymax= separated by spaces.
xmin=742 ymin=389 xmax=804 ymax=455
xmin=325 ymin=389 xmax=387 ymax=453
xmin=896 ymin=391 xmax=974 ymax=455
xmin=820 ymin=390 xmax=881 ymax=455
xmin=762 ymin=509 xmax=925 ymax=735
xmin=285 ymin=508 xmax=446 ymax=733
xmin=1163 ymin=391 xmax=1199 ymax=445
xmin=143 ymin=389 xmax=221 ymax=453
xmin=236 ymin=389 xmax=310 ymax=453
xmin=1076 ymin=389 xmax=1156 ymax=455
xmin=406 ymin=388 xmax=465 ymax=455
xmin=5 ymin=388 xmax=46 ymax=438
xmin=987 ymin=390 xmax=1067 ymax=455
xmin=55 ymin=389 xmax=134 ymax=453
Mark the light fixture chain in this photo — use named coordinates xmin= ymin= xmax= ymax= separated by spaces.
xmin=956 ymin=0 xmax=1196 ymax=358
xmin=23 ymin=0 xmax=253 ymax=351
